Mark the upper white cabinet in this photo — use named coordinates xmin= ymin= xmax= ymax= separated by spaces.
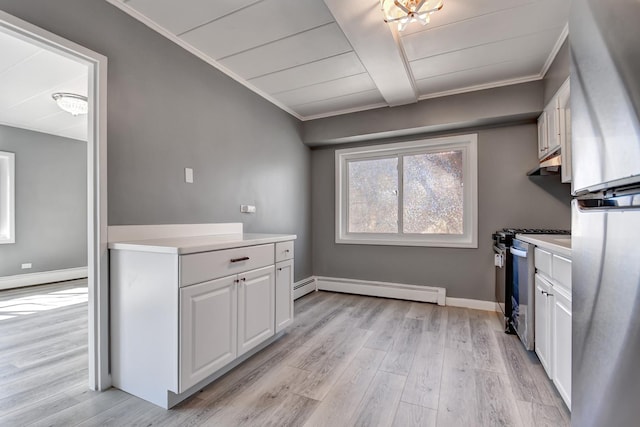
xmin=110 ymin=233 xmax=295 ymax=409
xmin=538 ymin=78 xmax=572 ymax=183
xmin=557 ymin=80 xmax=572 ymax=183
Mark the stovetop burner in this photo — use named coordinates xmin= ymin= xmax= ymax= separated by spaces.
xmin=502 ymin=228 xmax=571 ymax=235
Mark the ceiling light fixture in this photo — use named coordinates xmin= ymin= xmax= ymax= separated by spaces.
xmin=51 ymin=92 xmax=88 ymax=116
xmin=381 ymin=0 xmax=444 ymax=32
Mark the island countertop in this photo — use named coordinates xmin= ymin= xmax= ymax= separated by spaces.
xmin=515 ymin=234 xmax=571 ymax=258
xmin=108 ymin=233 xmax=297 ymax=255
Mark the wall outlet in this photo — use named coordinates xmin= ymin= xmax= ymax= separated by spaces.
xmin=21 ymin=263 xmax=32 ymax=269
xmin=185 ymin=167 xmax=194 ymax=183
xmin=240 ymin=205 xmax=256 ymax=213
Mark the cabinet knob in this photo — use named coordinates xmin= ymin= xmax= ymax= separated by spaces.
xmin=277 ymin=268 xmax=283 ymax=271
xmin=241 ymin=277 xmax=246 ymax=281
xmin=285 ymin=249 xmax=290 ymax=253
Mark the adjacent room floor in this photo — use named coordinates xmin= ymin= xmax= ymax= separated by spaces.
xmin=0 ymin=283 xmax=569 ymax=426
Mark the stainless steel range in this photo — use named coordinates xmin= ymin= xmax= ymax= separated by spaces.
xmin=493 ymin=228 xmax=570 ymax=338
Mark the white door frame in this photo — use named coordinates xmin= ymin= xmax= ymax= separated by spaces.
xmin=0 ymin=11 xmax=110 ymax=390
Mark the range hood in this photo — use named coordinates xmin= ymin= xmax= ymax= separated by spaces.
xmin=527 ymin=154 xmax=562 ymax=176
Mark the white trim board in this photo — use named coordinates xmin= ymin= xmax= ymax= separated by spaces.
xmin=0 ymin=267 xmax=88 ymax=291
xmin=108 ymin=223 xmax=242 ymax=243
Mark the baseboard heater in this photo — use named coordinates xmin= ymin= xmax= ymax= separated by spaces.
xmin=315 ymin=276 xmax=446 ymax=306
xmin=293 ymin=277 xmax=316 ymax=300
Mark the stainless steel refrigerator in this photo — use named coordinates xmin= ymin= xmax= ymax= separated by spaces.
xmin=571 ymin=1 xmax=640 ymax=426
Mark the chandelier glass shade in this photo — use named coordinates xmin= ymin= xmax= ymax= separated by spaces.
xmin=51 ymin=92 xmax=88 ymax=116
xmin=381 ymin=0 xmax=444 ymax=31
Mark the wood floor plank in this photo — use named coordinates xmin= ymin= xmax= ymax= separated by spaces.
xmin=31 ymin=388 xmax=134 ymax=427
xmin=516 ymin=400 xmax=570 ymax=427
xmin=468 ymin=309 xmax=508 ymax=374
xmin=392 ymin=401 xmax=437 ymax=427
xmin=364 ymin=299 xmax=411 ymax=351
xmin=303 ymin=347 xmax=386 ymax=427
xmin=437 ymin=347 xmax=478 ymax=426
xmin=351 ymin=370 xmax=407 ymax=427
xmin=261 ymin=392 xmax=320 ymax=427
xmin=445 ymin=307 xmax=473 ymax=351
xmin=474 ymin=369 xmax=524 ymax=427
xmin=291 ymin=328 xmax=373 ymax=400
xmin=379 ymin=317 xmax=422 ymax=376
xmin=400 ymin=330 xmax=445 ymax=410
xmin=494 ymin=331 xmax=543 ymax=403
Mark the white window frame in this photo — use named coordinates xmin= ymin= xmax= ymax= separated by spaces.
xmin=0 ymin=151 xmax=15 ymax=244
xmin=335 ymin=134 xmax=478 ymax=248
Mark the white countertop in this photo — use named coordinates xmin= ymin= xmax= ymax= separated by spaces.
xmin=108 ymin=233 xmax=297 ymax=255
xmin=515 ymin=234 xmax=571 ymax=258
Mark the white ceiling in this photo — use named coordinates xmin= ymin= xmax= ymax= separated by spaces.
xmin=108 ymin=0 xmax=569 ymax=121
xmin=0 ymin=30 xmax=88 ymax=141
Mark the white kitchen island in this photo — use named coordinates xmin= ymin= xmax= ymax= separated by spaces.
xmin=516 ymin=233 xmax=571 ymax=410
xmin=109 ymin=227 xmax=296 ymax=409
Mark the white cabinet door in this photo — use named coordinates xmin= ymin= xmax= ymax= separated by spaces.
xmin=553 ymin=286 xmax=572 ymax=410
xmin=535 ymin=274 xmax=552 ymax=377
xmin=557 ymin=80 xmax=572 ymax=183
xmin=538 ymin=111 xmax=548 ymax=159
xmin=545 ymin=99 xmax=561 ymax=157
xmin=179 ymin=275 xmax=237 ymax=392
xmin=275 ymin=259 xmax=294 ymax=333
xmin=237 ymin=265 xmax=275 ymax=356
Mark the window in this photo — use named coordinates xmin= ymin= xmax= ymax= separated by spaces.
xmin=0 ymin=151 xmax=15 ymax=244
xmin=335 ymin=134 xmax=477 ymax=248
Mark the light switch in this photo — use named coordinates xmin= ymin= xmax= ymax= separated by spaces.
xmin=21 ymin=263 xmax=32 ymax=269
xmin=240 ymin=205 xmax=256 ymax=213
xmin=185 ymin=168 xmax=194 ymax=183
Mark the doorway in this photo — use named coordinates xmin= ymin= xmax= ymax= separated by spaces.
xmin=0 ymin=11 xmax=108 ymax=390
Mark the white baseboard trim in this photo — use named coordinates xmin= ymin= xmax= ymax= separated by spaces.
xmin=446 ymin=297 xmax=498 ymax=312
xmin=0 ymin=267 xmax=88 ymax=291
xmin=293 ymin=277 xmax=316 ymax=300
xmin=315 ymin=276 xmax=446 ymax=306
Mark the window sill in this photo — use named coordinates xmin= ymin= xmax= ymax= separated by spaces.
xmin=335 ymin=235 xmax=478 ymax=249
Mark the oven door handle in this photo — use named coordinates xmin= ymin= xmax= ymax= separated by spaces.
xmin=510 ymin=247 xmax=528 ymax=258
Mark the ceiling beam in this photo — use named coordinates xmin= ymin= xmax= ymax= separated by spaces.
xmin=323 ymin=0 xmax=418 ymax=107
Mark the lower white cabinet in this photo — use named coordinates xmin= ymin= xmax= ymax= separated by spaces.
xmin=535 ymin=274 xmax=552 ymax=375
xmin=237 ymin=266 xmax=275 ymax=357
xmin=110 ymin=236 xmax=295 ymax=409
xmin=552 ymin=285 xmax=572 ymax=408
xmin=180 ymin=275 xmax=237 ymax=392
xmin=533 ymin=246 xmax=572 ymax=411
xmin=275 ymin=259 xmax=294 ymax=332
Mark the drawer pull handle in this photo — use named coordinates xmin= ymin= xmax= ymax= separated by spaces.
xmin=230 ymin=257 xmax=250 ymax=263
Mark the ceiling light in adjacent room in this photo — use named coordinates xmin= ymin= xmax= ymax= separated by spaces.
xmin=381 ymin=0 xmax=444 ymax=31
xmin=51 ymin=92 xmax=88 ymax=116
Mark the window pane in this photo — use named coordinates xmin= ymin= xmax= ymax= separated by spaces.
xmin=403 ymin=151 xmax=463 ymax=234
xmin=348 ymin=158 xmax=398 ymax=233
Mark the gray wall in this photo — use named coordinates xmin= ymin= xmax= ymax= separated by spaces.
xmin=0 ymin=125 xmax=87 ymax=277
xmin=303 ymin=81 xmax=544 ymax=145
xmin=0 ymin=0 xmax=312 ymax=280
xmin=311 ymin=124 xmax=572 ymax=300
xmin=543 ymin=39 xmax=570 ymax=104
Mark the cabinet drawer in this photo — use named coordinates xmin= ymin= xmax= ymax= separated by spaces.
xmin=275 ymin=241 xmax=294 ymax=263
xmin=552 ymin=254 xmax=572 ymax=291
xmin=535 ymin=247 xmax=553 ymax=277
xmin=180 ymin=244 xmax=274 ymax=287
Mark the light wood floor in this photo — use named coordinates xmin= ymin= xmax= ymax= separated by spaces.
xmin=0 ymin=282 xmax=570 ymax=426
